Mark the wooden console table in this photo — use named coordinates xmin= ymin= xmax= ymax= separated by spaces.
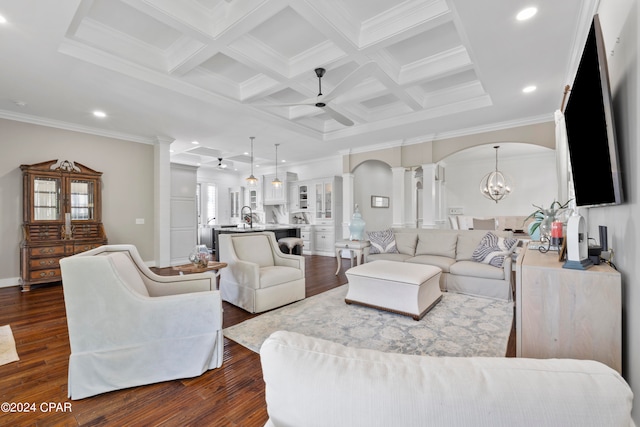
xmin=515 ymin=246 xmax=621 ymax=373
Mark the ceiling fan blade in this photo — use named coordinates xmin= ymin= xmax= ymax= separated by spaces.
xmin=323 ymin=61 xmax=377 ymax=102
xmin=323 ymin=106 xmax=354 ymax=126
xmin=248 ymin=101 xmax=315 ymax=108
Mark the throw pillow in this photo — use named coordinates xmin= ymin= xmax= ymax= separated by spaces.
xmin=472 ymin=232 xmax=518 ymax=268
xmin=367 ymin=229 xmax=399 ymax=254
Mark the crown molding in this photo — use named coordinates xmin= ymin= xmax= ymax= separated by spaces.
xmin=346 ymin=113 xmax=554 ymax=156
xmin=0 ymin=109 xmax=155 ymax=144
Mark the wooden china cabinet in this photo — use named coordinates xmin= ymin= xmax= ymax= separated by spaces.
xmin=20 ymin=159 xmax=108 ymax=291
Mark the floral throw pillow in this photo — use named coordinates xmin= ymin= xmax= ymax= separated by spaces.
xmin=472 ymin=232 xmax=518 ymax=268
xmin=367 ymin=229 xmax=399 ymax=254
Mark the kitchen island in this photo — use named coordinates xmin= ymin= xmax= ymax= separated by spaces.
xmin=200 ymin=225 xmax=302 ymax=260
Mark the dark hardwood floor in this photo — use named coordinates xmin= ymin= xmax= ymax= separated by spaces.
xmin=0 ymin=255 xmax=515 ymax=426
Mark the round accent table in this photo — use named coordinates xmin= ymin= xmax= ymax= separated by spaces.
xmin=335 ymin=240 xmax=371 ymax=275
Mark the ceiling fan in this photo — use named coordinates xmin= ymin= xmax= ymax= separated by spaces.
xmin=252 ymin=62 xmax=377 ymax=127
xmin=216 ymin=158 xmax=231 ymax=169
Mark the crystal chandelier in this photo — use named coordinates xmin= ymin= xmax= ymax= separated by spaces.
xmin=245 ymin=137 xmax=258 ymax=186
xmin=480 ymin=146 xmax=512 ymax=203
xmin=272 ymin=143 xmax=282 ymax=188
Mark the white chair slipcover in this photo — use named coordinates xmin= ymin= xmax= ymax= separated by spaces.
xmin=60 ymin=244 xmax=223 ymax=400
xmin=219 ymin=232 xmax=305 ymax=313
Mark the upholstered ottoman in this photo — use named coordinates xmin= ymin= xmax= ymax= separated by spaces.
xmin=345 ymin=260 xmax=442 ymax=320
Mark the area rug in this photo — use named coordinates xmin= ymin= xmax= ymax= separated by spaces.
xmin=0 ymin=325 xmax=19 ymax=366
xmin=224 ymin=285 xmax=513 ymax=357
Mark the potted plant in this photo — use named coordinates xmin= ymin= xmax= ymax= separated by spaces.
xmin=524 ymin=200 xmax=572 ymax=239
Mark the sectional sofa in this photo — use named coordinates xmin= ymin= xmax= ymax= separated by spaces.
xmin=365 ymin=228 xmax=516 ymax=301
xmin=260 ymin=331 xmax=634 ymax=427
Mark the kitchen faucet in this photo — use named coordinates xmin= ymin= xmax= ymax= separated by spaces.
xmin=241 ymin=205 xmax=253 ymax=229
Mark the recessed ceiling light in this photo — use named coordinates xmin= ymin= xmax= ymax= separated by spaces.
xmin=243 ymin=152 xmax=249 ymax=156
xmin=93 ymin=110 xmax=107 ymax=118
xmin=169 ymin=149 xmax=174 ymax=153
xmin=516 ymin=7 xmax=537 ymax=21
xmin=191 ymin=140 xmax=199 ymax=145
xmin=281 ymin=160 xmax=286 ymax=163
xmin=0 ymin=15 xmax=7 ymax=24
xmin=522 ymin=85 xmax=537 ymax=93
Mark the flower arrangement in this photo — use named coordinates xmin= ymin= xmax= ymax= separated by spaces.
xmin=524 ymin=199 xmax=572 ymax=237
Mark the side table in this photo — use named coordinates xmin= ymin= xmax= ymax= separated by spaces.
xmin=335 ymin=240 xmax=370 ymax=275
xmin=172 ymin=261 xmax=228 ymax=288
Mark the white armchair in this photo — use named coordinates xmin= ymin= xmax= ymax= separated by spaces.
xmin=59 ymin=244 xmax=223 ymax=400
xmin=219 ymin=232 xmax=305 ymax=313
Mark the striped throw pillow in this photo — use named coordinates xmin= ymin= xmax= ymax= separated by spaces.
xmin=472 ymin=232 xmax=517 ymax=268
xmin=367 ymin=229 xmax=399 ymax=254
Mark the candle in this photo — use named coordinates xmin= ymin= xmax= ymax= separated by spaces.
xmin=551 ymin=221 xmax=563 ymax=247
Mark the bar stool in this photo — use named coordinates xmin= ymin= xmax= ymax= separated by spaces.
xmin=278 ymin=237 xmax=304 ymax=254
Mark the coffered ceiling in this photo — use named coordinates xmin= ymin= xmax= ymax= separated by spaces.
xmin=0 ymin=0 xmax=597 ymax=171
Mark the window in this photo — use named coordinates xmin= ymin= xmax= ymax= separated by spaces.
xmin=197 ymin=183 xmax=217 ymax=225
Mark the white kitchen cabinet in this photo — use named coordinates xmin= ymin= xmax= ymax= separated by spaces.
xmin=299 ymin=225 xmax=313 ymax=255
xmin=247 ymin=185 xmax=261 ymax=211
xmin=289 ymin=181 xmax=311 ymax=212
xmin=289 ymin=183 xmax=299 ymax=211
xmin=313 ymin=224 xmax=335 ymax=254
xmin=314 ymin=177 xmax=341 ymax=220
xmin=263 ymin=172 xmax=296 ymax=205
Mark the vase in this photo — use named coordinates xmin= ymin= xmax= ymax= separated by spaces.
xmin=188 ymin=245 xmax=211 ymax=268
xmin=539 ymin=214 xmax=554 ymax=240
xmin=348 ymin=204 xmax=366 ymax=241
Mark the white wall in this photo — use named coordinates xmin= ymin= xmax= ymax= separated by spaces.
xmin=0 ymin=119 xmax=155 ymax=287
xmin=444 ymin=150 xmax=557 ymax=218
xmin=353 ymin=160 xmax=393 ymax=231
xmin=589 ymin=1 xmax=639 ymax=421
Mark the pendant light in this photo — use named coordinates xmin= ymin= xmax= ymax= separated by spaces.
xmin=272 ymin=143 xmax=282 ymax=188
xmin=246 ymin=136 xmax=258 ymax=186
xmin=480 ymin=145 xmax=512 ymax=203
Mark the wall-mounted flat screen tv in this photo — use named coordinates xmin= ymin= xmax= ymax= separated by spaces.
xmin=563 ymin=14 xmax=623 ymax=207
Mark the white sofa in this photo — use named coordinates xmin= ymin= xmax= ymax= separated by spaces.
xmin=367 ymin=229 xmax=515 ymax=301
xmin=219 ymin=231 xmax=305 ymax=313
xmin=260 ymin=331 xmax=634 ymax=427
xmin=59 ymin=244 xmax=223 ymax=400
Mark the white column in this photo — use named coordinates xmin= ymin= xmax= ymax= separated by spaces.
xmin=391 ymin=167 xmax=405 ymax=228
xmin=342 ymin=172 xmax=354 ymax=239
xmin=154 ymin=136 xmax=173 ymax=267
xmin=421 ymin=163 xmax=438 ymax=229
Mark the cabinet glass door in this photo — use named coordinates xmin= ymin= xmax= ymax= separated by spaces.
xmin=324 ymin=182 xmax=332 ymax=219
xmin=315 ymin=183 xmax=323 ymax=218
xmin=250 ymin=189 xmax=257 ymax=210
xmin=299 ymin=185 xmax=308 ymax=209
xmin=70 ymin=179 xmax=95 ymax=220
xmin=33 ymin=177 xmax=61 ymax=220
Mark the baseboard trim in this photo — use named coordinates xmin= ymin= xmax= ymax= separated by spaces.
xmin=0 ymin=277 xmax=20 ymax=289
